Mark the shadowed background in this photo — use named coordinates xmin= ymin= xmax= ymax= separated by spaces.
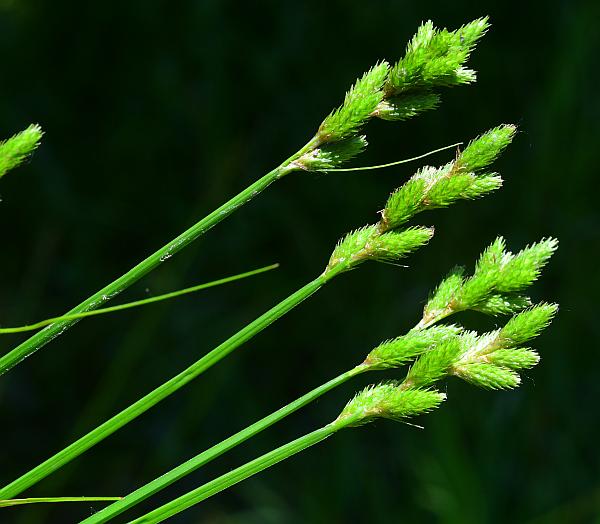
xmin=1 ymin=0 xmax=599 ymax=522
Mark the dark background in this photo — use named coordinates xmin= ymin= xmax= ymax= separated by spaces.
xmin=1 ymin=1 xmax=598 ymax=522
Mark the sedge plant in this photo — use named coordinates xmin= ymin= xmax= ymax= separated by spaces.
xmin=0 ymin=17 xmax=490 ymax=374
xmin=1 ymin=16 xmax=552 ymax=522
xmin=0 ymin=123 xmax=515 ymax=499
xmin=80 ymin=236 xmax=557 ymax=523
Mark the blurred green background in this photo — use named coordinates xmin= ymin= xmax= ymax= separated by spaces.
xmin=1 ymin=1 xmax=599 ymax=522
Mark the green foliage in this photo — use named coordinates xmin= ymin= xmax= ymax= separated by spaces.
xmin=0 ymin=124 xmax=43 ymax=179
xmin=380 ymin=177 xmax=427 ymax=227
xmin=381 ymin=125 xmax=514 ymax=231
xmin=318 ymin=61 xmax=389 ymax=143
xmin=364 ymin=325 xmax=461 ymax=370
xmin=0 ymin=264 xmax=279 ymax=335
xmin=337 ymin=383 xmax=446 ymax=427
xmin=317 ymin=18 xmax=490 ymax=147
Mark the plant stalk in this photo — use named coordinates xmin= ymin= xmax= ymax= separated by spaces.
xmin=0 ymin=266 xmax=339 ymax=499
xmin=126 ymin=423 xmax=341 ymax=524
xmin=0 ymin=141 xmax=316 ymax=375
xmin=80 ymin=366 xmax=364 ymax=524
xmin=81 ymin=303 xmax=450 ymax=522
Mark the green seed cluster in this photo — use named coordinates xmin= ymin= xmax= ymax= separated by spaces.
xmin=423 ymin=236 xmax=558 ymax=323
xmin=337 ymin=237 xmax=557 ymax=427
xmin=325 ymin=125 xmax=515 ymax=276
xmin=386 ymin=18 xmax=490 ymax=95
xmin=318 ymin=62 xmax=390 ymax=143
xmin=381 ymin=125 xmax=515 ymax=230
xmin=298 ymin=18 xmax=489 ymax=171
xmin=365 ymin=324 xmax=461 ymax=370
xmin=337 ymin=383 xmax=446 ymax=427
xmin=0 ymin=124 xmax=43 ymax=179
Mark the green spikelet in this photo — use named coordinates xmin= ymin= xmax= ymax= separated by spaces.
xmin=498 ymin=303 xmax=559 ymax=347
xmin=0 ymin=124 xmax=43 ymax=179
xmin=374 ymin=93 xmax=440 ymax=121
xmin=365 ymin=325 xmax=461 ymax=370
xmin=385 ymin=17 xmax=490 ymax=95
xmin=455 ymin=125 xmax=517 ymax=173
xmin=337 ymin=383 xmax=446 ymax=427
xmin=318 ymin=62 xmax=390 ymax=143
xmin=488 ymin=348 xmax=540 ymax=370
xmin=452 ymin=362 xmax=520 ymax=390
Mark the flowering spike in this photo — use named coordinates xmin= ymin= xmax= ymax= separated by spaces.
xmin=336 ymin=383 xmax=446 ymax=427
xmin=318 ymin=61 xmax=390 ymax=143
xmin=423 ymin=237 xmax=558 ymax=322
xmin=498 ymin=303 xmax=558 ymax=347
xmin=297 ymin=136 xmax=368 ymax=171
xmin=455 ymin=124 xmax=517 ymax=173
xmin=472 ymin=294 xmax=532 ymax=316
xmin=452 ymin=362 xmax=520 ymax=390
xmin=326 ymin=226 xmax=433 ymax=274
xmin=0 ymin=124 xmax=43 ymax=179
xmin=380 ymin=125 xmax=511 ymax=231
xmin=495 ymin=238 xmax=559 ymax=293
xmin=488 ymin=348 xmax=540 ymax=370
xmin=385 ymin=17 xmax=490 ymax=96
xmin=374 ymin=93 xmax=440 ymax=121
xmin=404 ymin=338 xmax=463 ymax=387
xmin=364 ymin=325 xmax=461 ymax=370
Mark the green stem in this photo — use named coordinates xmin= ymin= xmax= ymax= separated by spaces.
xmin=0 ymin=269 xmax=338 ymax=499
xmin=80 ymin=308 xmax=445 ymax=523
xmin=0 ymin=264 xmax=279 ymax=334
xmin=127 ymin=424 xmax=341 ymax=524
xmin=0 ymin=497 xmax=121 ymax=508
xmin=80 ymin=366 xmax=365 ymax=524
xmin=0 ymin=151 xmax=308 ymax=374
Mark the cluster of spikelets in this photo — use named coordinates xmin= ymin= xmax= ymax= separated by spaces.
xmin=296 ymin=17 xmax=490 ymax=171
xmin=332 ymin=234 xmax=557 ymax=429
xmin=0 ymin=124 xmax=43 ymax=180
xmin=323 ymin=124 xmax=515 ymax=276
